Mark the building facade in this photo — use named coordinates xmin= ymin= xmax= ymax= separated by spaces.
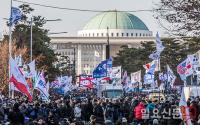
xmin=50 ymin=11 xmax=155 ymax=75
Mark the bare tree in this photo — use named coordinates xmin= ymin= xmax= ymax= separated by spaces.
xmin=0 ymin=39 xmax=28 ymax=93
xmin=156 ymin=0 xmax=200 ymax=36
xmin=0 ymin=38 xmax=45 ymax=93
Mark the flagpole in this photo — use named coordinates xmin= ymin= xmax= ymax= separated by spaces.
xmin=30 ymin=17 xmax=33 ymax=62
xmin=9 ymin=0 xmax=13 ymax=98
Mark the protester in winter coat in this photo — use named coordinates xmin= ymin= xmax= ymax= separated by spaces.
xmin=74 ymin=103 xmax=82 ymax=120
xmin=113 ymin=100 xmax=120 ymax=123
xmin=190 ymin=101 xmax=197 ymax=123
xmin=121 ymin=100 xmax=130 ymax=120
xmin=8 ymin=103 xmax=24 ymax=125
xmin=134 ymin=101 xmax=145 ymax=121
xmin=93 ymin=100 xmax=104 ymax=124
xmin=105 ymin=102 xmax=114 ymax=122
xmin=129 ymin=99 xmax=139 ymax=122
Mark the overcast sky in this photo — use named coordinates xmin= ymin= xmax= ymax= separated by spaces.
xmin=0 ymin=0 xmax=168 ymax=38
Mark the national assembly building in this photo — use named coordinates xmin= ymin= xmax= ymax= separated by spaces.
xmin=50 ymin=10 xmax=155 ymax=75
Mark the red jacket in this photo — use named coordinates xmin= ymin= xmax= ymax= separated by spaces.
xmin=134 ymin=102 xmax=145 ymax=120
xmin=189 ymin=105 xmax=197 ymax=121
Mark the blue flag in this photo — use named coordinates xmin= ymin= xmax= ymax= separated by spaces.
xmin=10 ymin=7 xmax=22 ymax=26
xmin=144 ymin=73 xmax=154 ymax=84
xmin=93 ymin=58 xmax=112 ymax=78
xmin=147 ymin=63 xmax=156 ymax=75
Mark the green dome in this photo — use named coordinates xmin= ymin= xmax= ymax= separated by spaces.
xmin=83 ymin=11 xmax=149 ymax=30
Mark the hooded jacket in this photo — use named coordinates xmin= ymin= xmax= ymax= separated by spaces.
xmin=134 ymin=102 xmax=145 ymax=120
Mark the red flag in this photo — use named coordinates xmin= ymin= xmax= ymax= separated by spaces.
xmin=10 ymin=76 xmax=32 ymax=101
xmin=10 ymin=57 xmax=32 ymax=102
xmin=79 ymin=76 xmax=94 ymax=89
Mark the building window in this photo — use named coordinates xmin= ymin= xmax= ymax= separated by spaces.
xmin=83 ymin=34 xmax=84 ymax=37
xmin=122 ymin=33 xmax=124 ymax=37
xmin=89 ymin=33 xmax=90 ymax=37
xmin=143 ymin=34 xmax=145 ymax=36
xmin=93 ymin=33 xmax=95 ymax=37
xmin=126 ymin=33 xmax=129 ymax=37
xmin=116 ymin=33 xmax=119 ymax=37
xmin=136 ymin=33 xmax=138 ymax=36
xmin=131 ymin=33 xmax=133 ymax=36
xmin=101 ymin=33 xmax=103 ymax=37
xmin=111 ymin=33 xmax=114 ymax=37
xmin=140 ymin=33 xmax=141 ymax=36
xmin=85 ymin=34 xmax=87 ymax=37
xmin=97 ymin=33 xmax=99 ymax=37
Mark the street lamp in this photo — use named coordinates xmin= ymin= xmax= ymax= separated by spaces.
xmin=106 ymin=27 xmax=110 ymax=59
xmin=30 ymin=18 xmax=62 ymax=62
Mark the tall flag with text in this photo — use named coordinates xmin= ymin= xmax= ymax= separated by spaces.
xmin=130 ymin=70 xmax=141 ymax=83
xmin=35 ymin=72 xmax=49 ymax=101
xmin=111 ymin=66 xmax=122 ymax=85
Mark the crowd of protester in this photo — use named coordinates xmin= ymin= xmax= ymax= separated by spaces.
xmin=1 ymin=91 xmax=200 ymax=125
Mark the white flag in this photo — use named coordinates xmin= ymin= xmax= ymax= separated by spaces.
xmin=35 ymin=73 xmax=49 ymax=101
xmin=187 ymin=53 xmax=200 ymax=70
xmin=130 ymin=70 xmax=141 ymax=83
xmin=111 ymin=66 xmax=121 ymax=84
xmin=156 ymin=32 xmax=165 ymax=52
xmin=167 ymin=65 xmax=176 ymax=87
xmin=28 ymin=60 xmax=36 ymax=77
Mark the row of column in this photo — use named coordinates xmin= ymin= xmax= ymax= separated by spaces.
xmin=77 ymin=44 xmax=106 ymax=75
